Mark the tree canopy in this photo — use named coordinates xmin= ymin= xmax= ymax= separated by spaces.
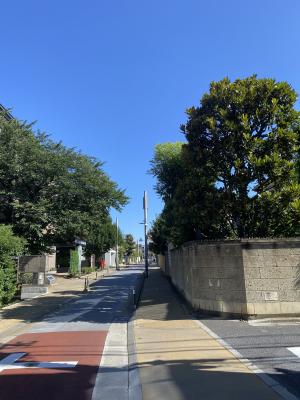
xmin=84 ymin=217 xmax=121 ymax=258
xmin=124 ymin=234 xmax=135 ymax=257
xmin=148 ymin=214 xmax=168 ymax=255
xmin=150 ymin=142 xmax=185 ymax=202
xmin=150 ymin=76 xmax=300 ymax=250
xmin=0 ymin=113 xmax=128 ymax=253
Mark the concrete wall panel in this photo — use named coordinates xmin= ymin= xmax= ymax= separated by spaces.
xmin=168 ymin=238 xmax=300 ymax=318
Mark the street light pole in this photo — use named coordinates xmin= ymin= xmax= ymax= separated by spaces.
xmin=116 ymin=217 xmax=119 ymax=270
xmin=143 ymin=191 xmax=149 ymax=278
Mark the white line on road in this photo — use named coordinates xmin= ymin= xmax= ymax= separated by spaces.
xmin=287 ymin=347 xmax=300 ymax=358
xmin=0 ymin=352 xmax=78 ymax=372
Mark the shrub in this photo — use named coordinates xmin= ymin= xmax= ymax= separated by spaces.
xmin=82 ymin=266 xmax=95 ymax=275
xmin=0 ymin=225 xmax=26 ymax=306
xmin=69 ymin=249 xmax=79 ymax=277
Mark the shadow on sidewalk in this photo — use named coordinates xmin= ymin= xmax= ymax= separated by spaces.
xmin=132 ymin=356 xmax=298 ymax=399
xmin=135 ymin=268 xmax=189 ymax=322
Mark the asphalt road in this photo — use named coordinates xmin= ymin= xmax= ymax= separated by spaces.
xmin=0 ymin=267 xmax=143 ymax=400
xmin=200 ymin=317 xmax=300 ymax=399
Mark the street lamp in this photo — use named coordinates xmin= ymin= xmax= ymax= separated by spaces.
xmin=143 ymin=191 xmax=149 ymax=278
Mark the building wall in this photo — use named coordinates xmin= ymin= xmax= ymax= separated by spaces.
xmin=168 ymin=239 xmax=300 ymax=318
xmin=105 ymin=250 xmax=116 ymax=267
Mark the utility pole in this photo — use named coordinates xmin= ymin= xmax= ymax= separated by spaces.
xmin=143 ymin=191 xmax=149 ymax=278
xmin=116 ymin=217 xmax=119 ymax=270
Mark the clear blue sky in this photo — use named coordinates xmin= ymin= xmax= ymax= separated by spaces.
xmin=1 ymin=0 xmax=300 ymax=240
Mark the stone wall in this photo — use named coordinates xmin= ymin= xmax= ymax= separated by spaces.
xmin=168 ymin=239 xmax=300 ymax=318
xmin=242 ymin=239 xmax=300 ymax=316
xmin=157 ymin=254 xmax=166 ymax=273
xmin=19 ymin=253 xmax=56 ymax=273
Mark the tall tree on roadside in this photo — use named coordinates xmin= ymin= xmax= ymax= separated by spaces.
xmin=149 ymin=142 xmax=192 ymax=245
xmin=182 ymin=76 xmax=300 ymax=238
xmin=150 ymin=142 xmax=185 ymax=202
xmin=148 ymin=214 xmax=168 ymax=255
xmin=0 ymin=112 xmax=128 ymax=252
xmin=84 ymin=217 xmax=121 ymax=258
xmin=150 ymin=141 xmax=222 ymax=245
xmin=124 ymin=234 xmax=135 ymax=257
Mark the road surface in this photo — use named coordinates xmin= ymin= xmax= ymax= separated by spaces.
xmin=0 ymin=267 xmax=143 ymax=400
xmin=200 ymin=317 xmax=300 ymax=399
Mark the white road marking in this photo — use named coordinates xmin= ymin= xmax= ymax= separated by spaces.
xmin=287 ymin=347 xmax=300 ymax=358
xmin=0 ymin=352 xmax=78 ymax=372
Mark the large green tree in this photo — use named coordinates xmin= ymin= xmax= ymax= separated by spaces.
xmin=150 ymin=76 xmax=300 ymax=245
xmin=182 ymin=76 xmax=300 ymax=237
xmin=149 ymin=142 xmax=196 ymax=245
xmin=124 ymin=234 xmax=135 ymax=257
xmin=84 ymin=217 xmax=121 ymax=258
xmin=150 ymin=142 xmax=185 ymax=202
xmin=150 ymin=142 xmax=222 ymax=246
xmin=0 ymin=112 xmax=128 ymax=252
xmin=148 ymin=214 xmax=168 ymax=255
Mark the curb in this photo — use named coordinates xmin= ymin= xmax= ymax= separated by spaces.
xmin=128 ymin=272 xmax=145 ymax=400
xmin=128 ymin=318 xmax=142 ymax=400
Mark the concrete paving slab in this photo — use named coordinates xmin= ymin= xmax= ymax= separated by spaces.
xmin=92 ymin=322 xmax=129 ymax=399
xmin=133 ymin=268 xmax=283 ymax=400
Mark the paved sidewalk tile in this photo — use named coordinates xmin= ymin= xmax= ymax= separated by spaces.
xmin=133 ymin=268 xmax=282 ymax=400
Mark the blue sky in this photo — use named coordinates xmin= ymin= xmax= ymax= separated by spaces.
xmin=1 ymin=0 xmax=300 ymax=240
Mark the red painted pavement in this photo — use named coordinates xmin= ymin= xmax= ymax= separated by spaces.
xmin=0 ymin=331 xmax=107 ymax=400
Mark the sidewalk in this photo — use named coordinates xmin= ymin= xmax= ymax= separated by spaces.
xmin=0 ymin=268 xmax=113 ymax=343
xmin=133 ymin=267 xmax=282 ymax=400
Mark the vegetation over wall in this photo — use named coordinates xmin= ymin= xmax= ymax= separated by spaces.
xmin=150 ymin=76 xmax=300 ymax=250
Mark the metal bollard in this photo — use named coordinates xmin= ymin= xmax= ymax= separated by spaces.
xmin=83 ymin=277 xmax=89 ymax=293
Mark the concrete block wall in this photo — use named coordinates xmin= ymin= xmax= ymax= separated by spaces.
xmin=157 ymin=255 xmax=166 ymax=273
xmin=242 ymin=239 xmax=300 ymax=316
xmin=168 ymin=238 xmax=300 ymax=318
